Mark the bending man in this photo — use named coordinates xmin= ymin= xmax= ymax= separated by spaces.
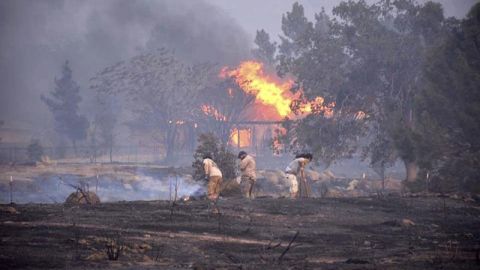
xmin=203 ymin=154 xmax=223 ymax=201
xmin=285 ymin=153 xmax=313 ymax=199
xmin=238 ymin=151 xmax=256 ymax=199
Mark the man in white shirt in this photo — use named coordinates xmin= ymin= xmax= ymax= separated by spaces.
xmin=238 ymin=151 xmax=256 ymax=199
xmin=285 ymin=153 xmax=313 ymax=199
xmin=203 ymin=154 xmax=223 ymax=201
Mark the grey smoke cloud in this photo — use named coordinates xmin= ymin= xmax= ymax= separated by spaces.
xmin=0 ymin=0 xmax=250 ymax=135
xmin=0 ymin=0 xmax=476 ymax=140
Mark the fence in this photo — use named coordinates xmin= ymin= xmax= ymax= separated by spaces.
xmin=0 ymin=145 xmax=179 ymax=164
xmin=0 ymin=143 xmax=289 ymax=169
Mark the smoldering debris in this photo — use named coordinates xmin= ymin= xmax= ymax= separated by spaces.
xmin=0 ymin=164 xmax=405 ymax=204
xmin=0 ymin=165 xmax=204 ymax=204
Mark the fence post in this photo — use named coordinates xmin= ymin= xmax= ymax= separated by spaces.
xmin=9 ymin=176 xmax=13 ymax=204
xmin=237 ymin=126 xmax=240 ymax=149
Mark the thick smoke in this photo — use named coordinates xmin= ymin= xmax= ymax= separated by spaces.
xmin=0 ymin=0 xmax=474 ymax=141
xmin=0 ymin=0 xmax=250 ymax=136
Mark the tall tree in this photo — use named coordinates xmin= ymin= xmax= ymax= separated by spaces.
xmin=274 ymin=2 xmax=366 ymax=168
xmin=274 ymin=1 xmax=452 ymax=182
xmin=0 ymin=120 xmax=3 ymax=143
xmin=41 ymin=61 xmax=89 ymax=154
xmin=415 ymin=3 xmax=480 ymax=192
xmin=252 ymin=29 xmax=277 ymax=65
xmin=91 ymin=49 xmax=212 ymax=161
xmin=89 ymin=92 xmax=119 ymax=163
xmin=332 ymin=0 xmax=447 ymax=182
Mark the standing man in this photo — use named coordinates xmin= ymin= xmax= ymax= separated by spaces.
xmin=285 ymin=153 xmax=313 ymax=199
xmin=238 ymin=151 xmax=256 ymax=199
xmin=203 ymin=154 xmax=223 ymax=201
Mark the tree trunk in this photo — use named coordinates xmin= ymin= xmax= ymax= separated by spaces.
xmin=379 ymin=164 xmax=385 ymax=191
xmin=91 ymin=140 xmax=97 ymax=164
xmin=72 ymin=140 xmax=77 ymax=157
xmin=109 ymin=144 xmax=113 ymax=163
xmin=165 ymin=125 xmax=177 ymax=162
xmin=404 ymin=160 xmax=418 ymax=182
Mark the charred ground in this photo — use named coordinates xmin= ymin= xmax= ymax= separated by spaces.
xmin=1 ymin=196 xmax=479 ymax=269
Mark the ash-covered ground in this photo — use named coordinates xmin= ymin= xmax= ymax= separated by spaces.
xmin=1 ymin=196 xmax=480 ymax=269
xmin=0 ymin=164 xmax=479 ymax=269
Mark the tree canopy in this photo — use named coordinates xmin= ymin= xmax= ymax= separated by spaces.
xmin=41 ymin=60 xmax=89 ymax=152
xmin=258 ymin=0 xmax=479 ymax=191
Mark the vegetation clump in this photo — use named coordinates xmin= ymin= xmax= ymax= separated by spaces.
xmin=27 ymin=139 xmax=44 ymax=163
xmin=192 ymin=133 xmax=237 ymax=182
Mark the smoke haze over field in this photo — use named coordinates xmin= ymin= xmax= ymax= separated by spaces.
xmin=0 ymin=0 xmax=250 ymax=134
xmin=0 ymin=0 xmax=476 ymax=141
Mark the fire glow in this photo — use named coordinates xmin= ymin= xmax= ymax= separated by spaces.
xmin=201 ymin=60 xmax=337 ymax=148
xmin=220 ymin=60 xmax=335 ymax=119
xmin=230 ymin=128 xmax=251 ymax=148
xmin=201 ymin=104 xmax=227 ymax=121
xmin=220 ymin=61 xmax=294 ymax=117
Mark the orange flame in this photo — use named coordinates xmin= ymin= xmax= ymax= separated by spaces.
xmin=297 ymin=96 xmax=336 ymax=118
xmin=230 ymin=128 xmax=251 ymax=148
xmin=221 ymin=60 xmax=335 ymax=119
xmin=207 ymin=60 xmax=340 ymax=148
xmin=220 ymin=61 xmax=295 ymax=117
xmin=201 ymin=104 xmax=227 ymax=121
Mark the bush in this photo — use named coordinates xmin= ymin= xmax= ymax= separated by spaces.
xmin=429 ymin=152 xmax=480 ymax=194
xmin=192 ymin=133 xmax=237 ymax=182
xmin=27 ymin=139 xmax=44 ymax=162
xmin=403 ymin=178 xmax=428 ymax=193
xmin=65 ymin=190 xmax=101 ymax=205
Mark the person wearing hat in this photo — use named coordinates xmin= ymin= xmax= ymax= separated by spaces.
xmin=238 ymin=151 xmax=256 ymax=199
xmin=203 ymin=154 xmax=223 ymax=201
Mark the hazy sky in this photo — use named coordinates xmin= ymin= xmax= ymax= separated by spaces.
xmin=0 ymin=0 xmax=250 ymax=132
xmin=0 ymin=0 xmax=477 ymax=136
xmin=206 ymin=0 xmax=478 ymax=43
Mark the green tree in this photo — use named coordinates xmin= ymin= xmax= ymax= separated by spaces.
xmin=274 ymin=1 xmax=451 ymax=182
xmin=41 ymin=60 xmax=89 ymax=155
xmin=274 ymin=2 xmax=365 ymax=168
xmin=252 ymin=29 xmax=277 ymax=65
xmin=331 ymin=0 xmax=449 ymax=182
xmin=415 ymin=3 xmax=480 ymax=192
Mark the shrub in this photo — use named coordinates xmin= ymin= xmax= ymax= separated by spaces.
xmin=27 ymin=139 xmax=44 ymax=162
xmin=192 ymin=133 xmax=237 ymax=182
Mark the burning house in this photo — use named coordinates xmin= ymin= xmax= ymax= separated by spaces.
xmin=199 ymin=60 xmax=335 ymax=155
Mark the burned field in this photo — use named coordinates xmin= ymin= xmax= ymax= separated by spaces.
xmin=1 ymin=196 xmax=479 ymax=269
